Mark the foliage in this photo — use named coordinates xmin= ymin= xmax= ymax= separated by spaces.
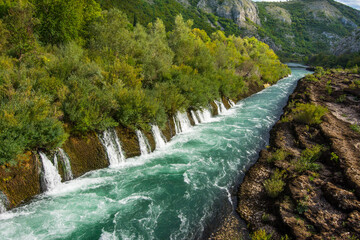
xmin=251 ymin=229 xmax=273 ymax=240
xmin=264 ymin=169 xmax=287 ymax=198
xmin=330 ymin=152 xmax=339 ymax=163
xmin=292 ymin=103 xmax=328 ymax=125
xmin=267 ymin=149 xmax=289 ymax=163
xmin=34 ymin=0 xmax=101 ymax=45
xmin=350 ymin=124 xmax=360 ymax=133
xmin=0 ymin=5 xmax=289 ymax=165
xmin=294 ymin=145 xmax=323 ymax=173
xmin=256 ymin=1 xmax=360 ymax=61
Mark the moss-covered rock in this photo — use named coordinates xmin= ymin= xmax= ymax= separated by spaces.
xmin=115 ymin=126 xmax=141 ymax=158
xmin=62 ymin=132 xmax=108 ymax=178
xmin=0 ymin=152 xmax=41 ymax=208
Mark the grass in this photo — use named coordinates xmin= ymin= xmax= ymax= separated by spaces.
xmin=294 ymin=145 xmax=322 ymax=173
xmin=350 ymin=124 xmax=360 ymax=133
xmin=292 ymin=103 xmax=328 ymax=125
xmin=264 ymin=169 xmax=287 ymax=198
xmin=267 ymin=149 xmax=289 ymax=163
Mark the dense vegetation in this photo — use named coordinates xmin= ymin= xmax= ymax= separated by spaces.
xmin=0 ymin=0 xmax=289 ymax=165
xmin=307 ymin=52 xmax=360 ymax=69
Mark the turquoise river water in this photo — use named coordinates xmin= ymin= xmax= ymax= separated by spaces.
xmin=0 ymin=67 xmax=310 ymax=240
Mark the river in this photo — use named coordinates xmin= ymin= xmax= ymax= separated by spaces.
xmin=0 ymin=67 xmax=310 ymax=240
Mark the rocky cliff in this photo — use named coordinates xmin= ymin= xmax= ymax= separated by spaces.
xmin=333 ymin=28 xmax=360 ymax=56
xmin=196 ymin=0 xmax=260 ymax=27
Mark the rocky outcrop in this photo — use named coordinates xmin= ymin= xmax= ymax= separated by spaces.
xmin=333 ymin=28 xmax=360 ymax=56
xmin=236 ymin=71 xmax=360 ymax=239
xmin=197 ymin=0 xmax=260 ymax=27
xmin=0 ymin=152 xmax=41 ymax=209
xmin=63 ymin=132 xmax=108 ymax=178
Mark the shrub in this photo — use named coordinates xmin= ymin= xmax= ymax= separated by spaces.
xmin=336 ymin=94 xmax=346 ymax=103
xmin=350 ymin=124 xmax=360 ymax=133
xmin=251 ymin=229 xmax=272 ymax=240
xmin=264 ymin=169 xmax=287 ymax=198
xmin=268 ymin=149 xmax=289 ymax=163
xmin=304 ymin=74 xmax=318 ymax=82
xmin=292 ymin=103 xmax=328 ymax=125
xmin=325 ymin=80 xmax=332 ymax=95
xmin=294 ymin=145 xmax=322 ymax=173
xmin=330 ymin=152 xmax=339 ymax=163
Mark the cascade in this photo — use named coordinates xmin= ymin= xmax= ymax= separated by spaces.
xmin=39 ymin=152 xmax=62 ymax=191
xmin=99 ymin=129 xmax=126 ymax=167
xmin=57 ymin=148 xmax=74 ymax=181
xmin=174 ymin=111 xmax=192 ymax=133
xmin=190 ymin=110 xmax=200 ymax=125
xmin=214 ymin=100 xmax=227 ymax=114
xmin=228 ymin=99 xmax=236 ymax=107
xmin=136 ymin=130 xmax=152 ymax=156
xmin=173 ymin=116 xmax=180 ymax=135
xmin=151 ymin=125 xmax=167 ymax=149
xmin=0 ymin=191 xmax=8 ymax=214
xmin=0 ymin=200 xmax=5 ymax=213
xmin=196 ymin=108 xmax=212 ymax=123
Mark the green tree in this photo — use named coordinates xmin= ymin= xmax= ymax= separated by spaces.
xmin=35 ymin=0 xmax=101 ymax=45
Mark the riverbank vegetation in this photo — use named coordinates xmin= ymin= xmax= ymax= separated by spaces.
xmin=0 ymin=0 xmax=290 ymax=165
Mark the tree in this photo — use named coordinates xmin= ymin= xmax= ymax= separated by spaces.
xmin=34 ymin=0 xmax=101 ymax=45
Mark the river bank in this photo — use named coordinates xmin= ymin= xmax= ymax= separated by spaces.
xmin=214 ymin=69 xmax=360 ymax=239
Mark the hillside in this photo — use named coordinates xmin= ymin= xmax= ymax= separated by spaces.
xmin=99 ymin=0 xmax=360 ymax=61
xmin=256 ymin=0 xmax=360 ymax=61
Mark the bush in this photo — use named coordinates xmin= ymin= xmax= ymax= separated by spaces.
xmin=251 ymin=229 xmax=272 ymax=240
xmin=350 ymin=124 xmax=360 ymax=133
xmin=292 ymin=103 xmax=328 ymax=125
xmin=264 ymin=169 xmax=287 ymax=198
xmin=294 ymin=145 xmax=322 ymax=173
xmin=304 ymin=74 xmax=318 ymax=82
xmin=268 ymin=149 xmax=289 ymax=163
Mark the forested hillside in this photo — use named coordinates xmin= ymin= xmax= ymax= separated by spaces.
xmin=0 ymin=0 xmax=289 ymax=166
xmin=256 ymin=0 xmax=360 ymax=61
xmin=94 ymin=0 xmax=360 ymax=62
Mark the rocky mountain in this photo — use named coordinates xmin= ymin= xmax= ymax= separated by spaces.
xmin=333 ymin=28 xmax=360 ymax=56
xmin=196 ymin=0 xmax=260 ymax=27
xmin=255 ymin=0 xmax=360 ymax=60
xmin=97 ymin=0 xmax=360 ymax=61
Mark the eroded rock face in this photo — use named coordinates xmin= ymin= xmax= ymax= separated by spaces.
xmin=236 ymin=71 xmax=360 ymax=239
xmin=333 ymin=29 xmax=360 ymax=56
xmin=197 ymin=0 xmax=260 ymax=27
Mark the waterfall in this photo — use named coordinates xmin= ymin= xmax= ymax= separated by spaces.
xmin=0 ymin=200 xmax=5 ymax=213
xmin=214 ymin=100 xmax=227 ymax=114
xmin=136 ymin=130 xmax=152 ymax=156
xmin=190 ymin=110 xmax=199 ymax=125
xmin=196 ymin=108 xmax=212 ymax=123
xmin=174 ymin=111 xmax=192 ymax=133
xmin=0 ymin=191 xmax=9 ymax=214
xmin=99 ymin=129 xmax=126 ymax=167
xmin=57 ymin=148 xmax=74 ymax=181
xmin=228 ymin=99 xmax=236 ymax=107
xmin=173 ymin=116 xmax=180 ymax=135
xmin=151 ymin=125 xmax=167 ymax=149
xmin=39 ymin=152 xmax=62 ymax=191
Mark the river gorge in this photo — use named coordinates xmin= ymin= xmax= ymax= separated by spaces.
xmin=0 ymin=67 xmax=310 ymax=239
